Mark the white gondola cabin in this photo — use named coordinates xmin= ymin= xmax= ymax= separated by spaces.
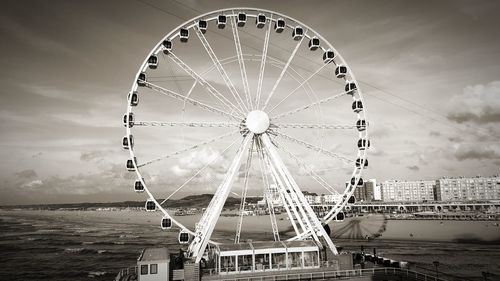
xmin=137 ymin=72 xmax=146 ymax=86
xmin=345 ymin=81 xmax=357 ymax=94
xmin=161 ymin=216 xmax=172 ymax=230
xmin=162 ymin=40 xmax=172 ymax=54
xmin=256 ymin=13 xmax=266 ymax=28
xmin=237 ymin=13 xmax=246 ymax=27
xmin=128 ymin=91 xmax=139 ymax=106
xmin=147 ymin=55 xmax=158 ymax=69
xmin=351 ymin=177 xmax=364 ymax=186
xmin=135 ymin=179 xmax=145 ymax=193
xmin=308 ymin=36 xmax=320 ymax=51
xmin=198 ymin=20 xmax=207 ymax=33
xmin=123 ymin=113 xmax=134 ymax=128
xmin=145 ymin=199 xmax=156 ymax=212
xmin=127 ymin=157 xmax=137 ymax=172
xmin=292 ymin=26 xmax=303 ymax=41
xmin=178 ymin=231 xmax=190 ymax=244
xmin=323 ymin=49 xmax=335 ymax=63
xmin=217 ymin=15 xmax=227 ymax=29
xmin=358 ymin=139 xmax=370 ymax=150
xmin=122 ymin=134 xmax=134 ymax=149
xmin=352 ymin=100 xmax=363 ymax=113
xmin=355 ymin=158 xmax=368 ymax=168
xmin=335 ymin=65 xmax=347 ymax=78
xmin=356 ymin=119 xmax=367 ymax=131
xmin=179 ymin=28 xmax=189 ymax=42
xmin=335 ymin=211 xmax=345 ymax=222
xmin=275 ymin=18 xmax=285 ymax=33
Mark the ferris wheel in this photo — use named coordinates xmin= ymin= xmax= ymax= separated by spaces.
xmin=123 ymin=8 xmax=369 ymax=263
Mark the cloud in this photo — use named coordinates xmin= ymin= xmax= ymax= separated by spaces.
xmin=429 ymin=131 xmax=441 ymax=137
xmin=170 ymin=147 xmax=230 ymax=185
xmin=454 ymin=144 xmax=500 ymax=161
xmin=407 ymin=165 xmax=419 ymax=171
xmin=447 ymin=81 xmax=500 ymax=124
xmin=14 ymin=169 xmax=38 ymax=179
xmin=20 ymin=179 xmax=43 ymax=189
xmin=80 ymin=151 xmax=105 ymax=162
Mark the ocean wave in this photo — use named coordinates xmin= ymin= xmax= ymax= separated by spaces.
xmin=114 ymin=241 xmax=125 ymax=245
xmin=64 ymin=247 xmax=85 ymax=253
xmin=63 ymin=248 xmax=98 ymax=254
xmin=88 ymin=271 xmax=107 ymax=278
xmin=82 ymin=241 xmax=95 ymax=245
xmin=119 ymin=234 xmax=139 ymax=239
xmin=24 ymin=237 xmax=39 ymax=241
xmin=97 ymin=250 xmax=107 ymax=254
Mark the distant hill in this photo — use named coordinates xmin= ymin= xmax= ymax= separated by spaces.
xmin=0 ymin=194 xmax=262 ymax=210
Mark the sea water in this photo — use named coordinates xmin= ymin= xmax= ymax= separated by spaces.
xmin=0 ymin=213 xmax=499 ymax=281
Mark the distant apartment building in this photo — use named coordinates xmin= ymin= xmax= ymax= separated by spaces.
xmin=380 ymin=180 xmax=435 ymax=202
xmin=257 ymin=184 xmax=282 ymax=206
xmin=435 ymin=176 xmax=500 ymax=201
xmin=353 ymin=179 xmax=381 ymax=202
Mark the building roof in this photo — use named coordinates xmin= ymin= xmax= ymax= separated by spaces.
xmin=217 ymin=240 xmax=318 ymax=253
xmin=138 ymin=247 xmax=169 ymax=262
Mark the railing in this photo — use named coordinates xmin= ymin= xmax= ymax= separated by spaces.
xmin=203 ymin=260 xmax=336 ymax=276
xmin=115 ymin=266 xmax=137 ymax=281
xmin=202 ymin=267 xmax=448 ymax=281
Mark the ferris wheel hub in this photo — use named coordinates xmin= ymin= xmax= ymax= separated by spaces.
xmin=246 ymin=110 xmax=270 ymax=134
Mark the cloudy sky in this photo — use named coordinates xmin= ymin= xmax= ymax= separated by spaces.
xmin=1 ymin=0 xmax=499 ymax=205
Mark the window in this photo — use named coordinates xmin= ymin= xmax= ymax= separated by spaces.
xmin=271 ymin=253 xmax=286 ymax=269
xmin=141 ymin=264 xmax=148 ymax=275
xmin=237 ymin=255 xmax=252 ymax=271
xmin=221 ymin=256 xmax=236 ymax=272
xmin=150 ymin=264 xmax=158 ymax=274
xmin=255 ymin=253 xmax=269 ymax=270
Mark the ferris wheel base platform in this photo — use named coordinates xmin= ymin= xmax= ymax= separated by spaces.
xmin=116 ymin=245 xmax=445 ymax=281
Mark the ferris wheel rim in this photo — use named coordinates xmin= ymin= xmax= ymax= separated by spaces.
xmin=124 ymin=7 xmax=369 ymax=244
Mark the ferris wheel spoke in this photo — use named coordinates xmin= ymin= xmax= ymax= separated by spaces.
xmin=138 ymin=129 xmax=239 ymax=168
xmin=133 ymin=121 xmax=239 ymax=128
xmin=274 ymin=131 xmax=353 ymax=165
xmin=255 ymin=15 xmax=272 ymax=110
xmin=143 ymin=81 xmax=241 ymax=121
xmin=275 ymin=123 xmax=357 ymax=130
xmin=275 ymin=142 xmax=340 ymax=195
xmin=235 ymin=138 xmax=255 ymax=243
xmin=194 ymin=25 xmax=249 ymax=114
xmin=230 ymin=14 xmax=253 ymax=110
xmin=268 ymin=63 xmax=329 ymax=114
xmin=271 ymin=91 xmax=348 ymax=121
xmin=159 ymin=135 xmax=241 ymax=206
xmin=263 ymin=34 xmax=305 ymax=110
xmin=167 ymin=51 xmax=246 ymax=117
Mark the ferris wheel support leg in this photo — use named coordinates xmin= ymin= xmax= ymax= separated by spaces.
xmin=264 ymin=150 xmax=306 ymax=236
xmin=261 ymin=134 xmax=339 ymax=256
xmin=256 ymin=141 xmax=281 ymax=241
xmin=266 ymin=149 xmax=320 ymax=243
xmin=187 ymin=134 xmax=253 ymax=263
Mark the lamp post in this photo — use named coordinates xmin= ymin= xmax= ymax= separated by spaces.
xmin=433 ymin=261 xmax=440 ymax=279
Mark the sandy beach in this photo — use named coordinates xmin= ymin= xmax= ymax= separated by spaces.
xmin=1 ymin=209 xmax=499 ymax=243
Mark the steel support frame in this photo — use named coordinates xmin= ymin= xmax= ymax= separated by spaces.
xmin=260 ymin=134 xmax=338 ymax=255
xmin=187 ymin=134 xmax=254 ymax=262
